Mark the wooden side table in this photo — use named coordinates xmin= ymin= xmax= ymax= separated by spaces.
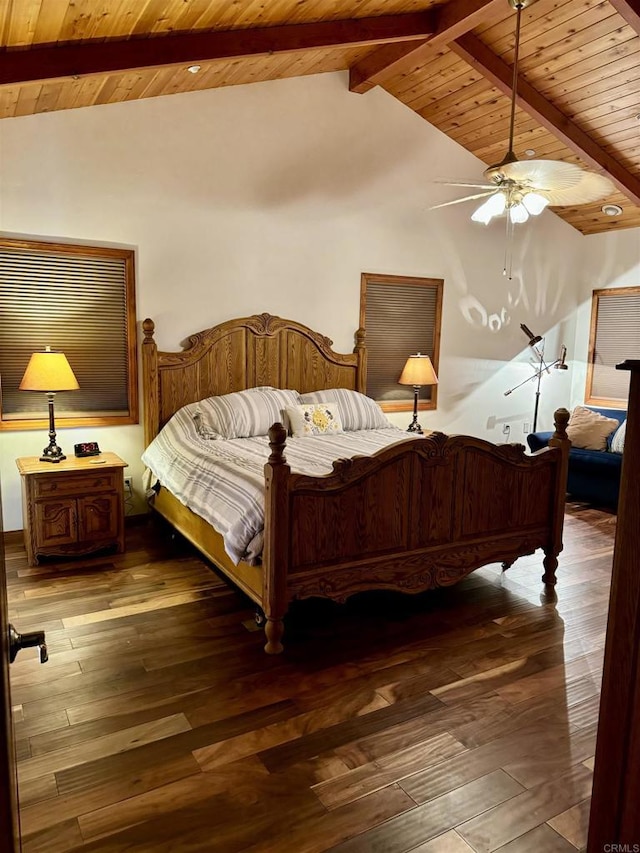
xmin=16 ymin=452 xmax=128 ymax=566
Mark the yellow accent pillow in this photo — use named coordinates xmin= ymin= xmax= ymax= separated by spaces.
xmin=566 ymin=406 xmax=619 ymax=451
xmin=285 ymin=403 xmax=343 ymax=437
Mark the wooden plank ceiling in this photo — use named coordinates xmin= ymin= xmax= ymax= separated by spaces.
xmin=0 ymin=0 xmax=638 ymax=235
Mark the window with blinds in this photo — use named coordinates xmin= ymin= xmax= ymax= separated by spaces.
xmin=0 ymin=238 xmax=138 ymax=430
xmin=360 ymin=273 xmax=443 ymax=411
xmin=586 ymin=286 xmax=640 ymax=408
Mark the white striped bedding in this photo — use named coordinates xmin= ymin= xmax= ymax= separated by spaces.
xmin=141 ymin=403 xmax=413 ymax=566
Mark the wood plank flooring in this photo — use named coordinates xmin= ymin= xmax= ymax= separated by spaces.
xmin=6 ymin=504 xmax=616 ymax=852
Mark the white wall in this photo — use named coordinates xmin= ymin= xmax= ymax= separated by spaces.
xmin=571 ymin=229 xmax=640 ymax=405
xmin=0 ymin=71 xmax=609 ymax=530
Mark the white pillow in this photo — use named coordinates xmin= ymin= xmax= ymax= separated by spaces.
xmin=194 ymin=388 xmax=301 ymax=439
xmin=566 ymin=406 xmax=619 ymax=451
xmin=299 ymin=389 xmax=392 ymax=431
xmin=610 ymin=420 xmax=626 ymax=454
xmin=285 ymin=403 xmax=344 ymax=437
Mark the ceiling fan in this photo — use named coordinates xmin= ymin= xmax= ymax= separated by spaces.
xmin=432 ymin=0 xmax=615 ymax=229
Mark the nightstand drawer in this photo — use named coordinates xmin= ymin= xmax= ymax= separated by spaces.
xmin=33 ymin=472 xmax=118 ymax=500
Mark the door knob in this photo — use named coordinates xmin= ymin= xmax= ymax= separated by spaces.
xmin=8 ymin=625 xmax=48 ymax=664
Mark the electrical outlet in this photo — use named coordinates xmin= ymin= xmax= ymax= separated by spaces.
xmin=502 ymin=424 xmax=511 ymax=438
xmin=123 ymin=476 xmax=135 ymax=516
xmin=523 ymin=422 xmax=531 ymax=434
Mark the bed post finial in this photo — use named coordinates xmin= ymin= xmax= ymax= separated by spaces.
xmin=551 ymin=407 xmax=570 ymax=443
xmin=142 ymin=318 xmax=155 ymax=343
xmin=268 ymin=423 xmax=287 ymax=465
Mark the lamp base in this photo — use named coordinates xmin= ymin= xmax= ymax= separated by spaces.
xmin=407 ymin=386 xmax=423 ymax=434
xmin=40 ymin=444 xmax=66 ymax=463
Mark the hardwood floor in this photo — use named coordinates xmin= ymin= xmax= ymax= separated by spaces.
xmin=6 ymin=504 xmax=616 ymax=852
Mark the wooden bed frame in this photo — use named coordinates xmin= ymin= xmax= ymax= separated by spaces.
xmin=142 ymin=313 xmax=570 ymax=653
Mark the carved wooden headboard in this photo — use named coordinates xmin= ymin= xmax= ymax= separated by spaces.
xmin=141 ymin=313 xmax=367 ymax=445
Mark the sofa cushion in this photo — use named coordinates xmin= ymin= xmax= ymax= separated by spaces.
xmin=566 ymin=406 xmax=620 ymax=451
xmin=567 ymin=447 xmax=623 ymax=473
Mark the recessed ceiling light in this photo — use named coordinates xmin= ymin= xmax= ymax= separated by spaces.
xmin=187 ymin=65 xmax=201 ymax=74
xmin=602 ymin=204 xmax=623 ymax=216
xmin=524 ymin=149 xmax=536 ymax=157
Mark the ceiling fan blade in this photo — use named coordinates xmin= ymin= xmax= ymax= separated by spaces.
xmin=486 ymin=159 xmax=584 ymax=190
xmin=434 ymin=180 xmax=496 ymax=189
xmin=541 ymin=171 xmax=615 ymax=206
xmin=430 ymin=190 xmax=497 ymax=210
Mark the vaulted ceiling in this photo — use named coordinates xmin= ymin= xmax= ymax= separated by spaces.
xmin=0 ymin=0 xmax=639 ymax=235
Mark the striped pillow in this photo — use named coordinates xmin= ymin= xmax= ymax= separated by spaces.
xmin=299 ymin=388 xmax=392 ymax=431
xmin=194 ymin=388 xmax=301 ymax=439
xmin=610 ymin=420 xmax=626 ymax=454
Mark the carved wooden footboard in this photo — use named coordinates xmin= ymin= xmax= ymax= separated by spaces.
xmin=261 ymin=411 xmax=570 ymax=653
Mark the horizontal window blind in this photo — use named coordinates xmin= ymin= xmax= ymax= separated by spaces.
xmin=0 ymin=242 xmax=134 ymax=422
xmin=362 ymin=276 xmax=443 ymax=405
xmin=589 ymin=289 xmax=640 ymax=404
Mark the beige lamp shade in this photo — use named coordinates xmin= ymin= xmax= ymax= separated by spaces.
xmin=398 ymin=353 xmax=438 ymax=387
xmin=19 ymin=347 xmax=80 ymax=392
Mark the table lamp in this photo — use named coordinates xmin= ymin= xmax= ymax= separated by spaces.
xmin=398 ymin=353 xmax=438 ymax=434
xmin=19 ymin=347 xmax=80 ymax=462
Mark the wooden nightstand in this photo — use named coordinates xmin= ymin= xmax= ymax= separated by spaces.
xmin=16 ymin=452 xmax=128 ymax=566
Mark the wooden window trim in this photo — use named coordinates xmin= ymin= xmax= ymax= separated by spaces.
xmin=0 ymin=238 xmax=138 ymax=431
xmin=360 ymin=272 xmax=444 ymax=413
xmin=585 ymin=285 xmax=640 ymax=410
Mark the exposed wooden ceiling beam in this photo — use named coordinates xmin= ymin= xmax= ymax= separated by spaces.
xmin=349 ymin=0 xmax=505 ymax=94
xmin=0 ymin=13 xmax=437 ymax=87
xmin=450 ymin=32 xmax=640 ymax=207
xmin=608 ymin=0 xmax=640 ymax=34
xmin=349 ymin=40 xmax=431 ymax=95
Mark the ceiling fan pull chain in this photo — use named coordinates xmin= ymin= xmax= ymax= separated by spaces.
xmin=503 ymin=214 xmax=514 ymax=280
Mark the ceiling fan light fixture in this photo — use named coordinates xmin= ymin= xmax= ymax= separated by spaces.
xmin=509 ymin=202 xmax=529 ymax=224
xmin=522 ymin=191 xmax=549 ymax=215
xmin=471 ymin=191 xmax=507 ymax=224
xmin=430 ymin=0 xmax=614 ymax=247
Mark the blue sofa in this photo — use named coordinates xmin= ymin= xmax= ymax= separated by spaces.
xmin=527 ymin=406 xmax=625 ymax=508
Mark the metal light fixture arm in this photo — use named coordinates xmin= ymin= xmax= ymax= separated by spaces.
xmin=504 ymin=333 xmax=568 ymax=432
